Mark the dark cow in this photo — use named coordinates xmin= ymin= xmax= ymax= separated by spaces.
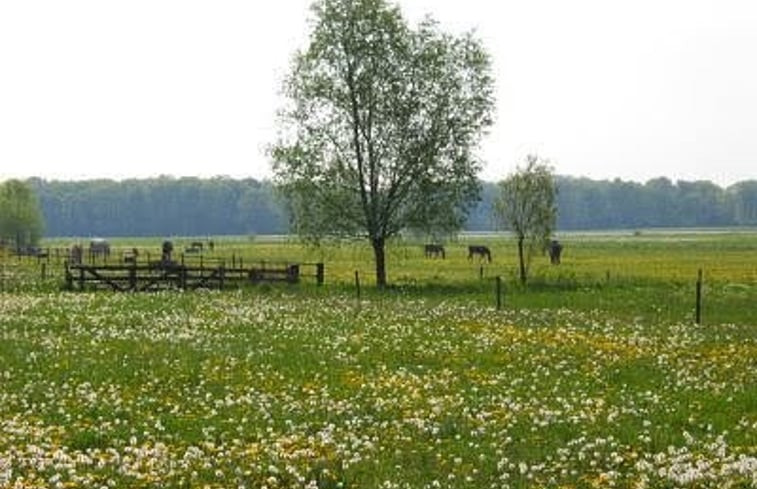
xmin=70 ymin=244 xmax=83 ymax=264
xmin=424 ymin=244 xmax=445 ymax=259
xmin=162 ymin=240 xmax=174 ymax=262
xmin=185 ymin=242 xmax=203 ymax=253
xmin=548 ymin=239 xmax=563 ymax=265
xmin=468 ymin=245 xmax=491 ymax=262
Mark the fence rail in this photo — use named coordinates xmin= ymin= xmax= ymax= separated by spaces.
xmin=64 ymin=261 xmax=324 ymax=292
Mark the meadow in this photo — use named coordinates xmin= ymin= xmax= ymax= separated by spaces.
xmin=0 ymin=230 xmax=755 ymax=488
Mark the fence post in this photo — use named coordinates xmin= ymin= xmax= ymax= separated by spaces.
xmin=316 ymin=263 xmax=325 ymax=286
xmin=41 ymin=263 xmax=46 ymax=280
xmin=480 ymin=265 xmax=484 ymax=280
xmin=180 ymin=266 xmax=188 ymax=290
xmin=496 ymin=276 xmax=503 ymax=310
xmin=129 ymin=263 xmax=137 ymax=291
xmin=695 ymin=269 xmax=703 ymax=325
xmin=64 ymin=261 xmax=72 ymax=290
xmin=355 ymin=270 xmax=361 ymax=302
xmin=288 ymin=264 xmax=300 ymax=284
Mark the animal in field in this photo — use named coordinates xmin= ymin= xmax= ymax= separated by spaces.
xmin=548 ymin=239 xmax=563 ymax=264
xmin=16 ymin=246 xmax=44 ymax=257
xmin=424 ymin=244 xmax=445 ymax=259
xmin=123 ymin=247 xmax=139 ymax=264
xmin=89 ymin=239 xmax=110 ymax=258
xmin=161 ymin=240 xmax=174 ymax=262
xmin=185 ymin=242 xmax=203 ymax=253
xmin=69 ymin=244 xmax=83 ymax=264
xmin=468 ymin=245 xmax=491 ymax=262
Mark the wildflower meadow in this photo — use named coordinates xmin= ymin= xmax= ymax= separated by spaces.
xmin=0 ymin=232 xmax=755 ymax=488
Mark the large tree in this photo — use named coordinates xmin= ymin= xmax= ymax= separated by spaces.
xmin=271 ymin=0 xmax=495 ymax=287
xmin=0 ymin=179 xmax=45 ymax=249
xmin=494 ymin=155 xmax=557 ymax=285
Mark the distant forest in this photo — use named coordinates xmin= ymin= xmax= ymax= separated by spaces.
xmin=27 ymin=176 xmax=757 ymax=237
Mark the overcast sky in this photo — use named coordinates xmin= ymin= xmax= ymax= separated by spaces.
xmin=1 ymin=0 xmax=755 ymax=186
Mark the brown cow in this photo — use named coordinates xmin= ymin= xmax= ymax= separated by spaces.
xmin=468 ymin=245 xmax=491 ymax=262
xmin=424 ymin=244 xmax=446 ymax=259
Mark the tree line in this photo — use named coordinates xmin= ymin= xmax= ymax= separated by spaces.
xmin=18 ymin=175 xmax=757 ymax=239
xmin=28 ymin=176 xmax=286 ymax=238
xmin=470 ymin=177 xmax=757 ymax=232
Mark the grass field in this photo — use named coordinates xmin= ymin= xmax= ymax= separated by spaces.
xmin=0 ymin=231 xmax=755 ymax=488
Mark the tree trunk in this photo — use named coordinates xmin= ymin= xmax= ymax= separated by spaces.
xmin=517 ymin=236 xmax=527 ymax=285
xmin=372 ymin=237 xmax=387 ymax=288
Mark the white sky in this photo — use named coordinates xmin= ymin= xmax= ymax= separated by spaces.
xmin=1 ymin=0 xmax=755 ymax=186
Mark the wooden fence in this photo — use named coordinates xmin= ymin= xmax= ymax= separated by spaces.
xmin=64 ymin=260 xmax=324 ymax=292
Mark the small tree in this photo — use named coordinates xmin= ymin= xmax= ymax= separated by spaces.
xmin=271 ymin=0 xmax=495 ymax=287
xmin=494 ymin=155 xmax=557 ymax=285
xmin=0 ymin=180 xmax=45 ymax=250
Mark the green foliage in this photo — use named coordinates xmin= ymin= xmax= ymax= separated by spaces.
xmin=472 ymin=177 xmax=757 ymax=231
xmin=0 ymin=179 xmax=45 ymax=248
xmin=551 ymin=177 xmax=734 ymax=229
xmin=494 ymin=155 xmax=557 ymax=284
xmin=29 ymin=177 xmax=286 ymax=237
xmin=728 ymin=180 xmax=757 ymax=225
xmin=272 ymin=0 xmax=495 ymax=286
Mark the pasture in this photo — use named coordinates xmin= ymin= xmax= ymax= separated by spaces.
xmin=0 ymin=231 xmax=755 ymax=488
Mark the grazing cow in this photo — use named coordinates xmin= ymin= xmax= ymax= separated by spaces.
xmin=548 ymin=239 xmax=563 ymax=265
xmin=89 ymin=239 xmax=110 ymax=259
xmin=16 ymin=246 xmax=43 ymax=257
xmin=185 ymin=242 xmax=202 ymax=253
xmin=468 ymin=245 xmax=491 ymax=262
xmin=424 ymin=244 xmax=446 ymax=259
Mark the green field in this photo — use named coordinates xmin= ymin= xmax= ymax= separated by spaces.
xmin=0 ymin=231 xmax=755 ymax=488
